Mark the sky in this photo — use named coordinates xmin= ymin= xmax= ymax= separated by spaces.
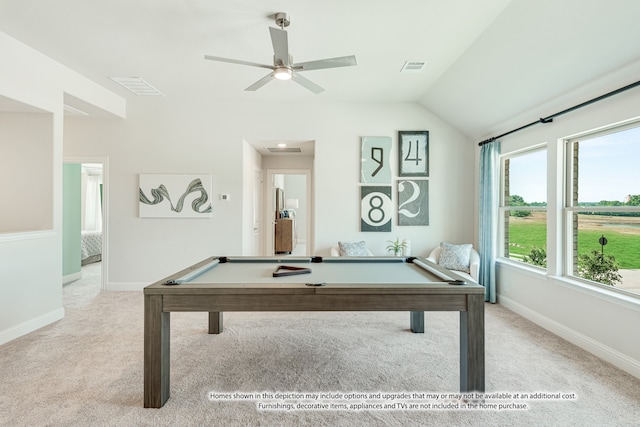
xmin=508 ymin=125 xmax=640 ymax=204
xmin=508 ymin=150 xmax=547 ymax=203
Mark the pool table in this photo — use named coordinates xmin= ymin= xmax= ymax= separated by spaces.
xmin=143 ymin=256 xmax=485 ymax=408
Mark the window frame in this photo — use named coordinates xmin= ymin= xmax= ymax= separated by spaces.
xmin=563 ymin=121 xmax=640 ymax=297
xmin=498 ymin=145 xmax=548 ymax=268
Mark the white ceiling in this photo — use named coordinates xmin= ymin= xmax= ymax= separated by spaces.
xmin=1 ymin=0 xmax=639 ymax=141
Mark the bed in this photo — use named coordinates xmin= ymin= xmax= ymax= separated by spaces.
xmin=81 ymin=231 xmax=102 ymax=265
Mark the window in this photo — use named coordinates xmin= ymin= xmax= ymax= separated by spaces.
xmin=500 ymin=148 xmax=547 ymax=267
xmin=565 ymin=124 xmax=640 ymax=296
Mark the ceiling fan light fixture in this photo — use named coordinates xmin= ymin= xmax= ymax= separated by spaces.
xmin=273 ymin=66 xmax=292 ymax=80
xmin=204 ymin=12 xmax=356 ymax=93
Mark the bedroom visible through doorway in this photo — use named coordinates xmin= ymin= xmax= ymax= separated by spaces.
xmin=62 ymin=158 xmax=107 ymax=293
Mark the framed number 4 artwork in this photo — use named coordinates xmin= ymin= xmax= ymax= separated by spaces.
xmin=399 ymin=131 xmax=429 ymax=177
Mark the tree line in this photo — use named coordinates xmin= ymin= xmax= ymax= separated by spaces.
xmin=508 ymin=194 xmax=640 ymax=217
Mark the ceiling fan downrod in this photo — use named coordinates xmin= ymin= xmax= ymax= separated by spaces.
xmin=274 ymin=12 xmax=290 ymax=30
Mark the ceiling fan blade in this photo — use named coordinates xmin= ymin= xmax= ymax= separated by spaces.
xmin=269 ymin=27 xmax=289 ymax=65
xmin=245 ymin=73 xmax=274 ymax=91
xmin=204 ymin=55 xmax=274 ymax=70
xmin=293 ymin=55 xmax=357 ymax=71
xmin=292 ymin=73 xmax=324 ymax=94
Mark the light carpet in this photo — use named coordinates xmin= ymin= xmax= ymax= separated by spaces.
xmin=1 ymin=264 xmax=639 ymax=426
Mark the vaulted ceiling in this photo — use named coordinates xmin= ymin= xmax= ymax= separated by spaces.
xmin=1 ymin=0 xmax=639 ymax=141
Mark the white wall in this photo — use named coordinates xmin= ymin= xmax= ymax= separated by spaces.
xmin=0 ymin=31 xmax=124 ymax=344
xmin=241 ymin=142 xmax=262 ymax=255
xmin=64 ymin=99 xmax=474 ymax=289
xmin=484 ymin=76 xmax=640 ymax=378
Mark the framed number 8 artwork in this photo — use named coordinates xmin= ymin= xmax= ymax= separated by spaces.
xmin=399 ymin=131 xmax=429 ymax=177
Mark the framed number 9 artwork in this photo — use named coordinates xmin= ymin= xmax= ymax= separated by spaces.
xmin=361 ymin=136 xmax=392 ymax=184
xmin=399 ymin=131 xmax=429 ymax=177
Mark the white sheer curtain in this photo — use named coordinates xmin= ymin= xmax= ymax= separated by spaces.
xmin=82 ymin=167 xmax=103 ymax=232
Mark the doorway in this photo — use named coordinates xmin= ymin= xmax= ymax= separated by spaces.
xmin=62 ymin=157 xmax=108 ymax=291
xmin=244 ymin=139 xmax=315 ymax=256
xmin=266 ymin=169 xmax=313 ymax=256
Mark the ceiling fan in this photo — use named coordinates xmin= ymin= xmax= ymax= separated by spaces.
xmin=204 ymin=12 xmax=357 ymax=94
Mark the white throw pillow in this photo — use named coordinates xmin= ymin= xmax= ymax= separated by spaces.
xmin=338 ymin=241 xmax=369 ymax=256
xmin=438 ymin=242 xmax=472 ymax=273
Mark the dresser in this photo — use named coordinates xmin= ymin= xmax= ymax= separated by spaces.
xmin=275 ymin=218 xmax=296 ymax=254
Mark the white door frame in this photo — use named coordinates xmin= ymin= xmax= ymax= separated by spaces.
xmin=252 ymin=168 xmax=263 ymax=256
xmin=63 ymin=156 xmax=109 ymax=291
xmin=265 ymin=168 xmax=313 ymax=256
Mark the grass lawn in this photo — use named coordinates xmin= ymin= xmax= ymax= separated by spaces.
xmin=508 ymin=214 xmax=640 ymax=269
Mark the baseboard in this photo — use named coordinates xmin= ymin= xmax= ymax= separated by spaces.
xmin=0 ymin=307 xmax=65 ymax=346
xmin=499 ymin=295 xmax=640 ymax=380
xmin=62 ymin=271 xmax=82 ymax=285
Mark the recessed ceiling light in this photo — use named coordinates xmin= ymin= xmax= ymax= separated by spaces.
xmin=277 ymin=143 xmax=287 ymax=147
xmin=109 ymin=77 xmax=165 ymax=96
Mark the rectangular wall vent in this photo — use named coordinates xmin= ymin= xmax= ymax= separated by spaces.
xmin=401 ymin=61 xmax=427 ymax=73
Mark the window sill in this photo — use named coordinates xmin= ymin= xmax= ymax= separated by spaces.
xmin=497 ymin=257 xmax=548 ymax=279
xmin=497 ymin=257 xmax=640 ymax=312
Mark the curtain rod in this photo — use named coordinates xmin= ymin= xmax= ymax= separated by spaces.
xmin=478 ymin=79 xmax=640 ymax=146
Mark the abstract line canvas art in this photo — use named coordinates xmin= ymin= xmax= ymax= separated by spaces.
xmin=139 ymin=174 xmax=212 ymax=218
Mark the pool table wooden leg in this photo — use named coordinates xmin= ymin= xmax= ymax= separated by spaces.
xmin=410 ymin=311 xmax=424 ymax=333
xmin=144 ymin=294 xmax=170 ymax=408
xmin=209 ymin=312 xmax=223 ymax=334
xmin=460 ymin=294 xmax=485 ymax=392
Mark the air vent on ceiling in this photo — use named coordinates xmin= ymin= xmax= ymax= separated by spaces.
xmin=109 ymin=77 xmax=165 ymax=96
xmin=266 ymin=147 xmax=303 ymax=153
xmin=400 ymin=61 xmax=427 ymax=73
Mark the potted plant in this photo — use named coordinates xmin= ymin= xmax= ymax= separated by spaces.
xmin=386 ymin=237 xmax=407 ymax=256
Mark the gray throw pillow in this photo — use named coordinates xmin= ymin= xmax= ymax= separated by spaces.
xmin=338 ymin=241 xmax=368 ymax=256
xmin=438 ymin=242 xmax=472 ymax=273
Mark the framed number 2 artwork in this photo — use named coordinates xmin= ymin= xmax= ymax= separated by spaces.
xmin=399 ymin=131 xmax=429 ymax=177
xmin=398 ymin=180 xmax=429 ymax=226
